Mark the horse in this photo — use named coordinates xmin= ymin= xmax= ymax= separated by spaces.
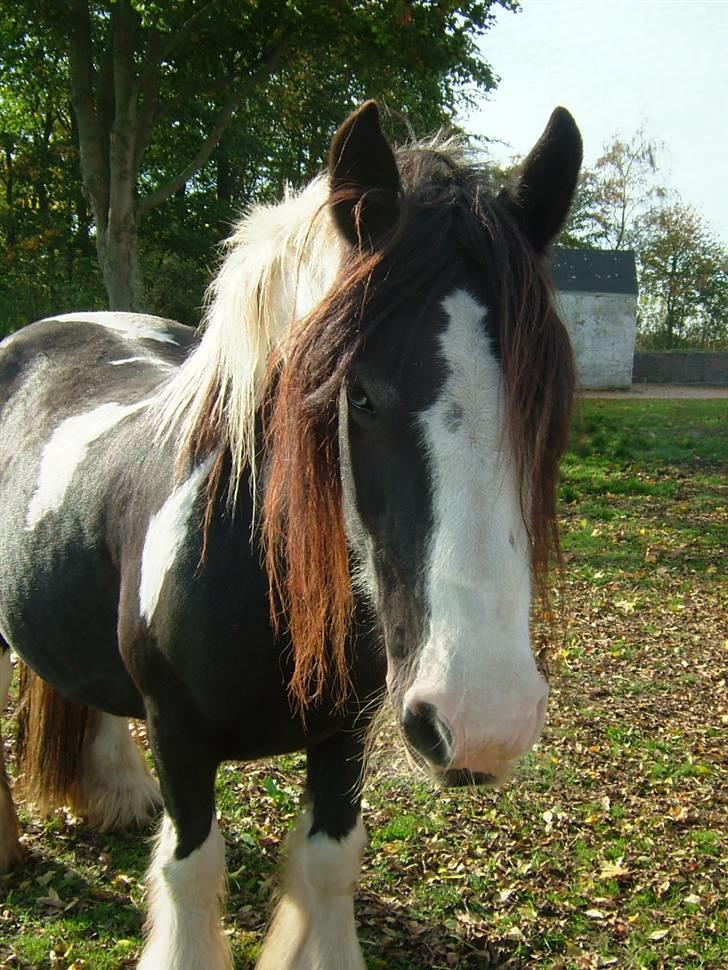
xmin=0 ymin=101 xmax=581 ymax=969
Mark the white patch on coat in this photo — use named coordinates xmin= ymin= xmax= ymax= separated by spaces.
xmin=409 ymin=288 xmax=547 ymax=775
xmin=139 ymin=456 xmax=214 ymax=624
xmin=73 ymin=714 xmax=161 ymax=831
xmin=26 ymin=398 xmax=152 ymax=530
xmin=110 ymin=355 xmax=175 ymax=372
xmin=257 ymin=810 xmax=366 ymax=970
xmin=44 ymin=311 xmax=178 ymax=344
xmin=138 ymin=813 xmax=231 ymax=970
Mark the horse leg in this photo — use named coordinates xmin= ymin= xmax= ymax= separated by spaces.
xmin=0 ymin=644 xmax=24 ymax=872
xmin=257 ymin=730 xmax=367 ymax=970
xmin=139 ymin=716 xmax=231 ymax=970
xmin=73 ymin=714 xmax=161 ymax=831
xmin=15 ymin=664 xmax=159 ymax=831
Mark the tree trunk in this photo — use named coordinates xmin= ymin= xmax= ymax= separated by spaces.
xmin=36 ymin=112 xmax=54 ymax=219
xmin=96 ymin=214 xmax=145 ymax=311
xmin=67 ymin=0 xmax=294 ymax=311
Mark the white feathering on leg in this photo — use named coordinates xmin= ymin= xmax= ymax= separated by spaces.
xmin=72 ymin=714 xmax=161 ymax=831
xmin=139 ymin=813 xmax=232 ymax=970
xmin=257 ymin=810 xmax=367 ymax=970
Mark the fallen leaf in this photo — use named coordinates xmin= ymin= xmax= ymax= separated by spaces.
xmin=585 ymin=908 xmax=606 ymax=920
xmin=599 ymin=860 xmax=629 ymax=880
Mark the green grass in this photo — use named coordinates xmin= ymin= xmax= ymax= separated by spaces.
xmin=568 ymin=399 xmax=728 ymax=465
xmin=2 ymin=397 xmax=727 ymax=969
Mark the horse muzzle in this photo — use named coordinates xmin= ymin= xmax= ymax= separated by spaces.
xmin=400 ymin=682 xmax=548 ymax=784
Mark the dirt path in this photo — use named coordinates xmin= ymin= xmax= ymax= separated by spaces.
xmin=580 ymin=383 xmax=728 ymax=399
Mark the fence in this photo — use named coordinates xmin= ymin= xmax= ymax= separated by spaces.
xmin=633 ymin=351 xmax=728 ymax=385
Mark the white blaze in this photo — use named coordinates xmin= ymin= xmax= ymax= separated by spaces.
xmin=411 ymin=289 xmax=547 ymax=773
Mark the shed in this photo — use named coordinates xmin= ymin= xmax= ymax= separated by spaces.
xmin=550 ymin=248 xmax=638 ymax=389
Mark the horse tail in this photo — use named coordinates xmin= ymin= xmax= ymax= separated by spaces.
xmin=15 ymin=662 xmax=100 ymax=816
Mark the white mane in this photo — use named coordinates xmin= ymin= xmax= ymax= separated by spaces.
xmin=153 ymin=175 xmax=343 ymax=498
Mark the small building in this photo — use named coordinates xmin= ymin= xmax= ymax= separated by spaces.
xmin=550 ymin=248 xmax=638 ymax=390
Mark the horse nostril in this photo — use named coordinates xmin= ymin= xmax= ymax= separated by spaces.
xmin=402 ymin=702 xmax=452 ymax=767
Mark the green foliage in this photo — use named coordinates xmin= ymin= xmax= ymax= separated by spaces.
xmin=0 ymin=9 xmax=106 ymax=333
xmin=637 ymin=202 xmax=728 ymax=349
xmin=0 ymin=0 xmax=513 ymax=324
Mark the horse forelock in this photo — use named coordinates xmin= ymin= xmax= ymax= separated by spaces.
xmin=263 ymin=145 xmax=575 ymax=710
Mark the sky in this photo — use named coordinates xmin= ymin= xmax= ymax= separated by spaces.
xmin=461 ymin=0 xmax=728 ymax=244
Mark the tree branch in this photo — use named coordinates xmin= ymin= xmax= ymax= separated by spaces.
xmin=138 ymin=29 xmax=294 ymax=215
xmin=113 ymin=0 xmax=138 ymax=127
xmin=97 ymin=27 xmax=114 ymax=171
xmin=160 ymin=0 xmax=223 ymax=60
xmin=133 ymin=26 xmax=161 ymax=170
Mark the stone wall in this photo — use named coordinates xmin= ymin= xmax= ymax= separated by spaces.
xmin=633 ymin=352 xmax=728 ymax=385
xmin=555 ymin=291 xmax=637 ymax=389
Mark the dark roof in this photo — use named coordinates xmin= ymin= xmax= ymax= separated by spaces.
xmin=549 ymin=247 xmax=638 ymax=295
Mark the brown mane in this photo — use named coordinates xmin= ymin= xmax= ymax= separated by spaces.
xmin=261 ymin=145 xmax=575 ymax=711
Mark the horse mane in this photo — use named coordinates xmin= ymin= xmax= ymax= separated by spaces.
xmin=153 ymin=175 xmax=343 ymax=501
xmin=262 ymin=139 xmax=575 ymax=710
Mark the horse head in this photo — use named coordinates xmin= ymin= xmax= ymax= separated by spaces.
xmin=327 ymin=102 xmax=581 ymax=785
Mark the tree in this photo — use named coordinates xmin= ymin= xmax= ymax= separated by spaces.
xmin=556 ymin=130 xmax=727 ymax=349
xmin=559 ymin=130 xmax=665 ymax=251
xmin=638 ymin=202 xmax=728 ymax=348
xmin=0 ymin=12 xmax=103 ymax=331
xmin=3 ymin=0 xmax=512 ymax=312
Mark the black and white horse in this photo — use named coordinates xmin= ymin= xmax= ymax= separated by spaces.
xmin=0 ymin=102 xmax=581 ymax=969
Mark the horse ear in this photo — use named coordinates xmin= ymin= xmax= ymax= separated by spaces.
xmin=501 ymin=107 xmax=583 ymax=252
xmin=329 ymin=100 xmax=401 ymax=249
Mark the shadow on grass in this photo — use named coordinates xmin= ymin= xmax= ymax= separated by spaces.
xmin=355 ymin=890 xmax=523 ymax=969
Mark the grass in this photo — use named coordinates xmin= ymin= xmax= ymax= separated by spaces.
xmin=1 ymin=397 xmax=727 ymax=968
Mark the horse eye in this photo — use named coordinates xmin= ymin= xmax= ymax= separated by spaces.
xmin=347 ymin=385 xmax=373 ymax=412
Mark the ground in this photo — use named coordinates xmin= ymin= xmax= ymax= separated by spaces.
xmin=1 ymin=396 xmax=726 ymax=969
xmin=583 ymin=385 xmax=728 ymax=400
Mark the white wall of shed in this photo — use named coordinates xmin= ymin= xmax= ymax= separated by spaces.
xmin=557 ymin=291 xmax=637 ymax=390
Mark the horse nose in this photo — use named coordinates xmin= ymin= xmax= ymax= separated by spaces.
xmin=402 ymin=701 xmax=452 ymax=767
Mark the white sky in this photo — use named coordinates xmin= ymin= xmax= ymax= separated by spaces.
xmin=461 ymin=0 xmax=728 ymax=244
